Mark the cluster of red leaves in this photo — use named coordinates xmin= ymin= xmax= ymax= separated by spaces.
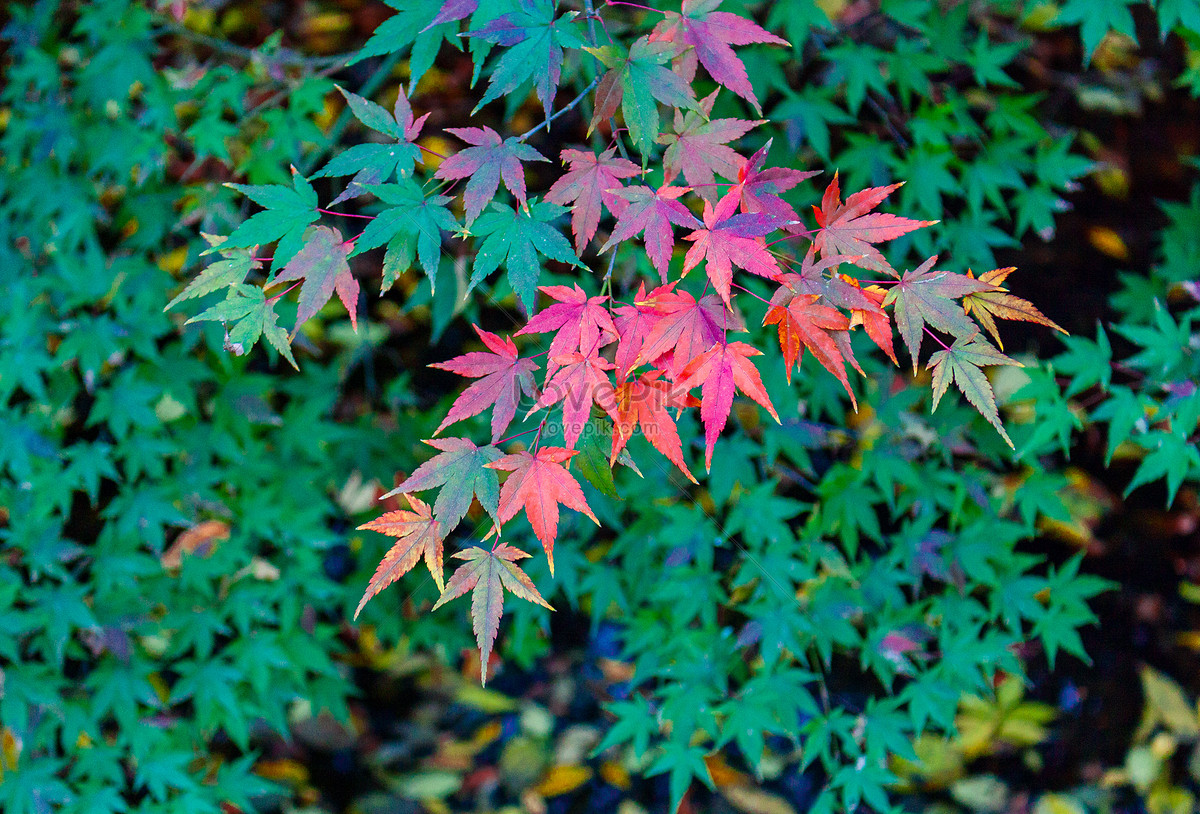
xmin=346 ymin=0 xmax=1065 ymax=682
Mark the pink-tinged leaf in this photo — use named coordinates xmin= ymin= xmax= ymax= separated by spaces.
xmin=430 ymin=325 xmax=539 ymax=442
xmin=812 ymin=173 xmax=936 ymax=272
xmin=532 ymin=352 xmax=617 ymax=449
xmin=735 ymin=140 xmax=817 ymax=228
xmin=676 ymin=341 xmax=779 ymax=471
xmin=613 ymin=281 xmax=672 ymax=376
xmin=435 ymin=126 xmax=547 ymax=224
xmin=383 ymin=437 xmax=504 ymax=531
xmin=545 ymin=148 xmax=641 ymax=253
xmin=599 ymin=185 xmax=702 ymax=282
xmin=762 ymin=290 xmax=856 ymax=409
xmin=635 ymin=284 xmax=735 ymax=377
xmin=394 ymin=83 xmax=430 ymax=142
xmin=516 ymin=284 xmax=618 ymax=373
xmin=271 ymin=225 xmax=359 ymax=331
xmin=356 ymin=495 xmax=445 ymax=616
xmin=422 ymin=0 xmax=478 ymax=31
xmin=660 ymin=95 xmax=762 ymax=202
xmin=882 ymin=256 xmax=998 ymax=372
xmin=649 ymin=0 xmax=789 ymax=113
xmin=430 ymin=542 xmax=551 ymax=684
xmin=781 ymin=246 xmax=875 ymax=311
xmin=681 ymin=189 xmax=783 ymax=307
xmin=486 ymin=448 xmax=599 ymax=573
xmin=611 ymin=370 xmax=695 ymax=483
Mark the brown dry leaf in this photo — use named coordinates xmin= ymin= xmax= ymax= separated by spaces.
xmin=161 ymin=520 xmax=230 ymax=569
xmin=720 ymin=785 xmax=798 ymax=814
xmin=533 ymin=764 xmax=594 ymax=797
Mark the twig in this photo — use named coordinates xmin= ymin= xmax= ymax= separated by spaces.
xmin=518 ymin=75 xmax=602 ymax=140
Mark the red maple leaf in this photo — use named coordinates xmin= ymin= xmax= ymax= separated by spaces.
xmin=272 ymin=225 xmax=359 ymax=331
xmin=682 ymin=189 xmax=783 ymax=307
xmin=486 ymin=448 xmax=599 ymax=573
xmin=735 ymin=140 xmax=817 ymax=229
xmin=430 ymin=325 xmax=539 ymax=442
xmin=649 ymin=0 xmax=788 ymax=114
xmin=846 ymin=279 xmax=897 ymax=365
xmin=599 ymin=185 xmax=702 ymax=282
xmin=612 ymin=281 xmax=665 ymax=376
xmin=660 ymin=91 xmax=762 ymax=203
xmin=677 ymin=341 xmax=779 ymax=471
xmin=355 ymin=494 xmax=445 ymax=616
xmin=531 ymin=352 xmax=617 ymax=449
xmin=435 ymin=126 xmax=547 ymax=224
xmin=611 ymin=370 xmax=695 ymax=483
xmin=812 ymin=173 xmax=936 ymax=272
xmin=635 ymin=284 xmax=734 ymax=377
xmin=545 ymin=147 xmax=641 ymax=253
xmin=515 ymin=284 xmax=618 ymax=373
xmin=430 ymin=541 xmax=551 ymax=685
xmin=763 ymin=289 xmax=856 ymax=408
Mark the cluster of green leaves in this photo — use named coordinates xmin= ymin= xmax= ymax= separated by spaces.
xmin=0 ymin=3 xmax=413 ymax=812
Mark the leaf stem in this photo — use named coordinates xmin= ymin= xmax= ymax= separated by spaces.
xmin=496 ymin=426 xmax=541 ymax=446
xmin=418 ymin=143 xmax=448 ymax=161
xmin=605 ymin=0 xmax=665 ymax=13
xmin=265 ymin=280 xmax=302 ymax=305
xmin=730 ymin=282 xmax=773 ymax=306
xmin=924 ymin=326 xmax=951 ymax=352
xmin=318 ymin=207 xmax=375 ymax=220
xmin=765 ymin=229 xmax=819 ymax=249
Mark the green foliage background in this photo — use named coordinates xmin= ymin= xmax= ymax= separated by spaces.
xmin=1 ymin=0 xmax=1198 ymax=813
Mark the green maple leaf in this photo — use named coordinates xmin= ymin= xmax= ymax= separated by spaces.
xmin=928 ymin=337 xmax=1022 ymax=448
xmin=469 ymin=200 xmax=581 ymax=311
xmin=884 ymin=256 xmax=997 ymax=371
xmin=186 ymin=285 xmax=297 ymax=369
xmin=165 ymin=248 xmax=256 ymax=311
xmin=348 ymin=179 xmax=457 ymax=291
xmin=222 ymin=172 xmax=318 ymax=271
xmin=431 ymin=542 xmax=552 ymax=684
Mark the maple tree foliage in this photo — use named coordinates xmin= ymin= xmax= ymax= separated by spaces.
xmin=182 ymin=0 xmax=1067 ymax=683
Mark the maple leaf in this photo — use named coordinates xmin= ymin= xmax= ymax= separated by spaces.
xmin=466 ymin=0 xmax=582 ymax=119
xmin=516 ymin=284 xmax=618 ymax=373
xmin=763 ymin=290 xmax=856 ymax=408
xmin=587 ymin=37 xmax=698 ymax=157
xmin=430 ymin=326 xmax=539 ymax=442
xmin=783 ymin=246 xmax=874 ymax=310
xmin=681 ymin=189 xmax=783 ymax=307
xmin=545 ymin=147 xmax=641 ymax=253
xmin=349 ymin=179 xmax=456 ymax=292
xmin=928 ymin=337 xmax=1023 ymax=448
xmin=486 ymin=448 xmax=599 ymax=572
xmin=962 ymin=267 xmax=1067 ymax=349
xmin=384 ymin=437 xmax=504 ymax=530
xmin=435 ymin=126 xmax=547 ymax=224
xmin=356 ymin=494 xmax=446 ymax=616
xmin=186 ymin=285 xmax=297 ymax=368
xmin=611 ymin=370 xmax=695 ymax=483
xmin=677 ymin=342 xmax=779 ymax=471
xmin=270 ymin=225 xmax=359 ymax=332
xmin=531 ymin=352 xmax=618 ymax=449
xmin=424 ymin=0 xmax=478 ymax=30
xmin=470 ymin=201 xmax=581 ymax=312
xmin=613 ymin=281 xmax=671 ymax=376
xmin=649 ymin=0 xmax=789 ymax=114
xmin=735 ymin=140 xmax=818 ymax=228
xmin=223 ymin=172 xmax=318 ymax=271
xmin=431 ymin=542 xmax=552 ymax=684
xmin=883 ymin=256 xmax=999 ymax=372
xmin=600 ymin=185 xmax=702 ymax=282
xmin=812 ymin=173 xmax=936 ymax=272
xmin=634 ymin=284 xmax=734 ymax=377
xmin=660 ymin=91 xmax=762 ymax=203
xmin=317 ymin=85 xmax=429 ymax=203
xmin=846 ymin=279 xmax=898 ymax=365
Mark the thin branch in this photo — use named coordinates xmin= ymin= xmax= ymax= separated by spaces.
xmin=518 ymin=75 xmax=602 ymax=141
xmin=156 ymin=20 xmax=355 ymax=68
